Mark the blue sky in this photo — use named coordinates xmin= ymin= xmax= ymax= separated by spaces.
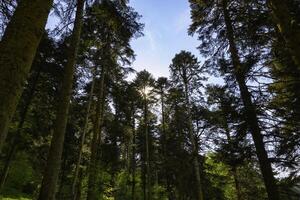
xmin=46 ymin=0 xmax=201 ymax=79
xmin=128 ymin=0 xmax=201 ymax=78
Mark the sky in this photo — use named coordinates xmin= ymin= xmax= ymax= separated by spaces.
xmin=46 ymin=0 xmax=201 ymax=79
xmin=128 ymin=0 xmax=201 ymax=78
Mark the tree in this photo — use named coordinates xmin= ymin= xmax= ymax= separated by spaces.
xmin=206 ymin=85 xmax=255 ymax=200
xmin=189 ymin=0 xmax=280 ymax=199
xmin=268 ymin=17 xmax=300 ymax=170
xmin=111 ymin=82 xmax=140 ymax=200
xmin=71 ymin=70 xmax=96 ymax=200
xmin=267 ymin=0 xmax=300 ymax=68
xmin=0 ymin=0 xmax=54 ymax=152
xmin=155 ymin=77 xmax=172 ymax=199
xmin=38 ymin=0 xmax=85 ymax=199
xmin=87 ymin=64 xmax=107 ymax=200
xmin=169 ymin=50 xmax=206 ymax=200
xmin=81 ymin=1 xmax=143 ymax=198
xmin=133 ymin=70 xmax=156 ymax=200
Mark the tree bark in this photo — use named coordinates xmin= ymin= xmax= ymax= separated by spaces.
xmin=160 ymin=90 xmax=173 ymax=200
xmin=87 ymin=66 xmax=106 ymax=200
xmin=267 ymin=0 xmax=300 ymax=68
xmin=144 ymin=94 xmax=151 ymax=200
xmin=57 ymin=153 xmax=68 ymax=200
xmin=131 ymin=112 xmax=136 ymax=200
xmin=38 ymin=1 xmax=84 ymax=199
xmin=75 ymin=168 xmax=84 ymax=200
xmin=0 ymin=0 xmax=53 ymax=152
xmin=222 ymin=1 xmax=279 ymax=199
xmin=72 ymin=70 xmax=96 ymax=200
xmin=0 ymin=141 xmax=16 ymax=191
xmin=0 ymin=65 xmax=42 ymax=190
xmin=232 ymin=167 xmax=242 ymax=200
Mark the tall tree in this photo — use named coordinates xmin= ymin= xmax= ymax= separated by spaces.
xmin=38 ymin=0 xmax=85 ymax=199
xmin=133 ymin=70 xmax=156 ymax=200
xmin=206 ymin=85 xmax=254 ymax=200
xmin=83 ymin=1 xmax=143 ymax=198
xmin=169 ymin=51 xmax=205 ymax=200
xmin=87 ymin=62 xmax=107 ymax=200
xmin=72 ymin=71 xmax=96 ymax=200
xmin=268 ymin=14 xmax=300 ymax=170
xmin=0 ymin=0 xmax=54 ymax=152
xmin=0 ymin=33 xmax=57 ymax=190
xmin=189 ymin=0 xmax=280 ymax=199
xmin=155 ymin=77 xmax=171 ymax=197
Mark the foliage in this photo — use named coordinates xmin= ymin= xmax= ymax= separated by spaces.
xmin=0 ymin=0 xmax=300 ymax=200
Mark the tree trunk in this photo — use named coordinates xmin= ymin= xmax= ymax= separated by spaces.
xmin=87 ymin=66 xmax=106 ymax=200
xmin=72 ymin=70 xmax=96 ymax=199
xmin=268 ymin=0 xmax=300 ymax=68
xmin=0 ymin=141 xmax=16 ymax=191
xmin=57 ymin=154 xmax=68 ymax=200
xmin=0 ymin=65 xmax=42 ymax=190
xmin=0 ymin=0 xmax=53 ymax=151
xmin=142 ymin=164 xmax=146 ymax=200
xmin=161 ymin=92 xmax=173 ymax=200
xmin=131 ymin=112 xmax=136 ymax=200
xmin=223 ymin=118 xmax=242 ymax=200
xmin=38 ymin=1 xmax=84 ymax=199
xmin=232 ymin=167 xmax=242 ymax=200
xmin=222 ymin=1 xmax=279 ymax=199
xmin=183 ymin=81 xmax=204 ymax=200
xmin=144 ymin=97 xmax=151 ymax=200
xmin=75 ymin=169 xmax=84 ymax=200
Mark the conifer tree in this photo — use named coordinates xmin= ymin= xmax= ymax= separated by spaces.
xmin=0 ymin=0 xmax=54 ymax=152
xmin=38 ymin=0 xmax=85 ymax=199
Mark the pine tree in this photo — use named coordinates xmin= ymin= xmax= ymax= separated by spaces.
xmin=189 ymin=0 xmax=280 ymax=199
xmin=170 ymin=51 xmax=206 ymax=200
xmin=0 ymin=0 xmax=54 ymax=152
xmin=38 ymin=0 xmax=85 ymax=199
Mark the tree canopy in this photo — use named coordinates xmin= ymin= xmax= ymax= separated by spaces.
xmin=0 ymin=0 xmax=300 ymax=200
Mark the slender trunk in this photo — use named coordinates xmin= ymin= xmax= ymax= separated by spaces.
xmin=57 ymin=154 xmax=68 ymax=200
xmin=223 ymin=123 xmax=242 ymax=200
xmin=0 ymin=142 xmax=16 ymax=191
xmin=161 ymin=92 xmax=172 ymax=200
xmin=75 ymin=169 xmax=84 ymax=200
xmin=144 ymin=97 xmax=151 ymax=200
xmin=0 ymin=66 xmax=42 ymax=190
xmin=38 ymin=1 xmax=84 ymax=199
xmin=126 ymin=140 xmax=130 ymax=172
xmin=183 ymin=82 xmax=204 ymax=200
xmin=232 ymin=167 xmax=242 ymax=200
xmin=142 ymin=164 xmax=146 ymax=200
xmin=222 ymin=1 xmax=279 ymax=199
xmin=161 ymin=92 xmax=167 ymax=183
xmin=131 ymin=113 xmax=136 ymax=200
xmin=72 ymin=71 xmax=96 ymax=199
xmin=267 ymin=0 xmax=300 ymax=68
xmin=0 ymin=0 xmax=53 ymax=151
xmin=87 ymin=66 xmax=106 ymax=200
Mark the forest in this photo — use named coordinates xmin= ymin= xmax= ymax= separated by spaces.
xmin=0 ymin=0 xmax=300 ymax=199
